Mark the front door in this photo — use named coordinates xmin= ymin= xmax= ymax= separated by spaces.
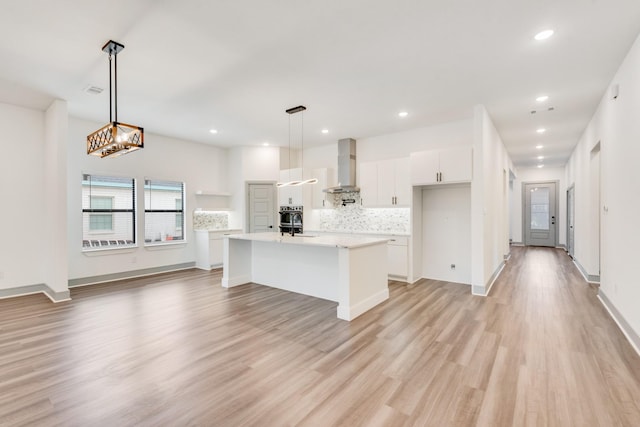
xmin=248 ymin=183 xmax=275 ymax=233
xmin=524 ymin=182 xmax=557 ymax=247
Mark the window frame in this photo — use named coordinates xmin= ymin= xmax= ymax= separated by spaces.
xmin=82 ymin=173 xmax=137 ymax=251
xmin=144 ymin=178 xmax=186 ymax=246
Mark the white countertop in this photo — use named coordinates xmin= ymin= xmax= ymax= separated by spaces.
xmin=227 ymin=232 xmax=390 ymax=249
xmin=305 ymin=229 xmax=410 ymax=237
xmin=194 ymin=228 xmax=242 ymax=233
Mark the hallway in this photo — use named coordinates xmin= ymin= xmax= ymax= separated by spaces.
xmin=474 ymin=246 xmax=640 ymax=425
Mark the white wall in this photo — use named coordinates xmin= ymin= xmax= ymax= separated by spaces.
xmin=566 ymin=31 xmax=640 ymax=342
xmin=421 ymin=185 xmax=471 ymax=284
xmin=356 ymin=119 xmax=474 ymax=161
xmin=511 ymin=166 xmax=566 ymax=247
xmin=228 ymin=145 xmax=280 ymax=230
xmin=68 ymin=116 xmax=229 ymax=281
xmin=472 ymin=105 xmax=514 ymax=294
xmin=0 ymin=102 xmax=46 ymax=290
xmin=44 ymin=100 xmax=69 ymax=293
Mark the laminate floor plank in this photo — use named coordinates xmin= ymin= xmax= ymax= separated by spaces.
xmin=1 ymin=247 xmax=639 ymax=426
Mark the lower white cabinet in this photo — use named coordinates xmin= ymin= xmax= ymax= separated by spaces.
xmin=195 ymin=229 xmax=242 ymax=270
xmin=387 ymin=236 xmax=409 ymax=279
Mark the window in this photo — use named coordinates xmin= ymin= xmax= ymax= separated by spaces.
xmin=82 ymin=174 xmax=136 ymax=249
xmin=144 ymin=179 xmax=185 ymax=243
xmin=175 ymin=198 xmax=183 ymax=230
xmin=89 ymin=196 xmax=113 ymax=231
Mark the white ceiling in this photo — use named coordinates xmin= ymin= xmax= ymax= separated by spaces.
xmin=1 ymin=0 xmax=639 ymax=168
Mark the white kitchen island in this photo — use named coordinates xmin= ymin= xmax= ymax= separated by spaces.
xmin=222 ymin=232 xmax=389 ymax=321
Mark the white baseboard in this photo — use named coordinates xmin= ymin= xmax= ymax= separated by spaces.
xmin=598 ymin=290 xmax=640 ymax=358
xmin=572 ymin=258 xmax=600 ymax=284
xmin=0 ymin=284 xmax=70 ymax=303
xmin=337 ymin=288 xmax=389 ymax=321
xmin=222 ymin=275 xmax=252 ymax=288
xmin=472 ymin=260 xmax=505 ymax=297
xmin=68 ymin=262 xmax=196 ymax=288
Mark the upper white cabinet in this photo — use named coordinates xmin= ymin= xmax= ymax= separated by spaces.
xmin=359 ymin=162 xmax=378 ymax=207
xmin=311 ymin=168 xmax=334 ymax=209
xmin=359 ymin=158 xmax=410 ymax=207
xmin=410 ymin=146 xmax=472 ymax=185
xmin=278 ymin=168 xmax=303 ymax=206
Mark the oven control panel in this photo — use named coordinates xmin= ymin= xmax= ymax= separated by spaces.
xmin=279 ymin=205 xmax=303 ymax=212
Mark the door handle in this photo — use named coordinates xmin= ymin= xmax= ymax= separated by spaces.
xmin=268 ymin=225 xmax=273 ymax=228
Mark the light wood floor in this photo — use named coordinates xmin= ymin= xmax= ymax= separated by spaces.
xmin=1 ymin=246 xmax=639 ymax=426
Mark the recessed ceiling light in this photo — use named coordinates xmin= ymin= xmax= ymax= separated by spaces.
xmin=537 ymin=156 xmax=545 ymax=160
xmin=536 ymin=95 xmax=549 ymax=103
xmin=536 ymin=145 xmax=544 ymax=149
xmin=536 ymin=128 xmax=546 ymax=134
xmin=262 ymin=142 xmax=269 ymax=147
xmin=321 ymin=129 xmax=329 ymax=134
xmin=398 ymin=111 xmax=408 ymax=118
xmin=534 ymin=29 xmax=554 ymax=41
xmin=537 ymin=164 xmax=545 ymax=168
xmin=209 ymin=129 xmax=218 ymax=134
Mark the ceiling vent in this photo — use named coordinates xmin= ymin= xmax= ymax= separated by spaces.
xmin=530 ymin=106 xmax=555 ymax=114
xmin=83 ymin=85 xmax=104 ymax=95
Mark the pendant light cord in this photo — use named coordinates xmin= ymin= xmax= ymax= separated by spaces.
xmin=108 ymin=51 xmax=119 ymax=123
xmin=108 ymin=54 xmax=112 ymax=122
xmin=288 ymin=113 xmax=292 ymax=181
xmin=114 ymin=51 xmax=118 ymax=122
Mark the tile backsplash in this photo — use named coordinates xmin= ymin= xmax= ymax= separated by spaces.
xmin=318 ymin=192 xmax=410 ymax=234
xmin=193 ymin=211 xmax=229 ymax=230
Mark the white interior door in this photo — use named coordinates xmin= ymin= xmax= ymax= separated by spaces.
xmin=567 ymin=185 xmax=575 ymax=258
xmin=248 ymin=183 xmax=275 ymax=233
xmin=524 ymin=182 xmax=557 ymax=247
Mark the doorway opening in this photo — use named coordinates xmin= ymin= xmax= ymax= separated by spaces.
xmin=247 ymin=183 xmax=276 ymax=233
xmin=523 ymin=181 xmax=558 ymax=247
xmin=590 ymin=142 xmax=601 ymax=278
xmin=567 ymin=185 xmax=575 ymax=258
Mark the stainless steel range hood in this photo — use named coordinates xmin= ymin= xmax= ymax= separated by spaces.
xmin=323 ymin=138 xmax=360 ymax=193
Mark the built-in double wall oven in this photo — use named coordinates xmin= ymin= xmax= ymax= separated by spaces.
xmin=279 ymin=205 xmax=303 ymax=234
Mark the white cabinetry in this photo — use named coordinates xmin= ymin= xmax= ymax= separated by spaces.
xmin=410 ymin=147 xmax=472 ymax=185
xmin=359 ymin=158 xmax=410 ymax=207
xmin=195 ymin=229 xmax=242 ymax=270
xmin=387 ymin=236 xmax=409 ymax=279
xmin=359 ymin=162 xmax=378 ymax=207
xmin=278 ymin=168 xmax=303 ymax=206
xmin=310 ymin=231 xmax=410 ymax=281
xmin=311 ymin=168 xmax=334 ymax=209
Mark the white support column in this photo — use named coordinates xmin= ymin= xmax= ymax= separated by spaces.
xmin=43 ymin=100 xmax=70 ymax=301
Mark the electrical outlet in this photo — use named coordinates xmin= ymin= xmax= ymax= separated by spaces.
xmin=450 ymin=264 xmax=456 ymax=270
